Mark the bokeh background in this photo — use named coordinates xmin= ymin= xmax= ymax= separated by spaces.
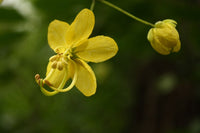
xmin=0 ymin=0 xmax=200 ymax=133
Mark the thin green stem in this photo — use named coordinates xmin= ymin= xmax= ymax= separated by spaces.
xmin=98 ymin=0 xmax=154 ymax=27
xmin=90 ymin=0 xmax=95 ymax=11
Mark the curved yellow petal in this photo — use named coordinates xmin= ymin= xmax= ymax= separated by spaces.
xmin=75 ymin=59 xmax=96 ymax=96
xmin=163 ymin=19 xmax=177 ymax=27
xmin=172 ymin=40 xmax=181 ymax=52
xmin=75 ymin=36 xmax=118 ymax=63
xmin=65 ymin=9 xmax=95 ymax=47
xmin=48 ymin=20 xmax=69 ymax=53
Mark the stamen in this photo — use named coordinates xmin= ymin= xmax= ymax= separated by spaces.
xmin=35 ymin=74 xmax=40 ymax=85
xmin=58 ymin=66 xmax=77 ymax=92
xmin=51 ymin=61 xmax=57 ymax=69
xmin=44 ymin=69 xmax=55 ymax=81
xmin=55 ymin=48 xmax=60 ymax=53
xmin=39 ymin=79 xmax=59 ymax=96
xmin=35 ymin=74 xmax=40 ymax=80
xmin=57 ymin=61 xmax=64 ymax=71
xmin=44 ymin=79 xmax=52 ymax=86
xmin=61 ymin=57 xmax=68 ymax=66
xmin=50 ymin=59 xmax=78 ymax=92
xmin=54 ymin=46 xmax=66 ymax=54
xmin=63 ymin=48 xmax=69 ymax=56
xmin=49 ymin=55 xmax=58 ymax=62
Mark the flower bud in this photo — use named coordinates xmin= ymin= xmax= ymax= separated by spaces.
xmin=147 ymin=19 xmax=181 ymax=55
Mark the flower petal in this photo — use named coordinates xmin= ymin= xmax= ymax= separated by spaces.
xmin=75 ymin=59 xmax=96 ymax=96
xmin=75 ymin=36 xmax=118 ymax=63
xmin=172 ymin=40 xmax=181 ymax=52
xmin=65 ymin=9 xmax=95 ymax=47
xmin=48 ymin=20 xmax=69 ymax=53
xmin=147 ymin=29 xmax=171 ymax=55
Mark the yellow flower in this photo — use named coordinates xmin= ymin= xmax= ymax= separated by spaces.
xmin=35 ymin=9 xmax=118 ymax=96
xmin=147 ymin=19 xmax=181 ymax=55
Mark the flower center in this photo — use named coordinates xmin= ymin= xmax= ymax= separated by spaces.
xmin=63 ymin=48 xmax=73 ymax=58
xmin=49 ymin=54 xmax=68 ymax=71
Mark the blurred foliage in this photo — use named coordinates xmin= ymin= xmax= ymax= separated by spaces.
xmin=0 ymin=0 xmax=200 ymax=133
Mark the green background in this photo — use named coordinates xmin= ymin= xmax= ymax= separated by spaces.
xmin=0 ymin=0 xmax=200 ymax=133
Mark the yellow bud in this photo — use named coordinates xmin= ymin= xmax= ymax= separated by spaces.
xmin=147 ymin=19 xmax=181 ymax=55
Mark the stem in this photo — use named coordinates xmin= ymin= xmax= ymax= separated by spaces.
xmin=90 ymin=0 xmax=95 ymax=11
xmin=98 ymin=0 xmax=154 ymax=27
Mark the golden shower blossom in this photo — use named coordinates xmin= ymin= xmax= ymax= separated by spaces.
xmin=147 ymin=19 xmax=181 ymax=55
xmin=35 ymin=9 xmax=118 ymax=96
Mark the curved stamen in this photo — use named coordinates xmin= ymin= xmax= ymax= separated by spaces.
xmin=63 ymin=48 xmax=70 ymax=56
xmin=39 ymin=79 xmax=59 ymax=96
xmin=49 ymin=55 xmax=58 ymax=62
xmin=57 ymin=62 xmax=78 ymax=92
xmin=61 ymin=57 xmax=68 ymax=66
xmin=49 ymin=66 xmax=69 ymax=91
xmin=50 ymin=59 xmax=78 ymax=92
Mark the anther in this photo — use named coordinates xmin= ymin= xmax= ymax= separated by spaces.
xmin=49 ymin=55 xmax=58 ymax=62
xmin=35 ymin=74 xmax=40 ymax=80
xmin=55 ymin=48 xmax=60 ymax=53
xmin=51 ymin=61 xmax=57 ymax=69
xmin=35 ymin=74 xmax=43 ymax=85
xmin=57 ymin=61 xmax=64 ymax=71
xmin=62 ymin=57 xmax=68 ymax=66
